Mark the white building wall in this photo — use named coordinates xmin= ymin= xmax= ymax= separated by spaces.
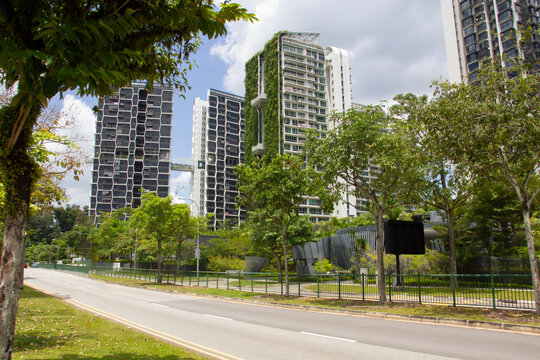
xmin=325 ymin=46 xmax=357 ymax=219
xmin=190 ymin=97 xmax=207 ymax=217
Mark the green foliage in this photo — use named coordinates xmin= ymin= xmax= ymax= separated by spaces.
xmin=243 ymin=31 xmax=286 ymax=164
xmin=206 ymin=256 xmax=245 ymax=272
xmin=314 ymin=258 xmax=334 ymax=274
xmin=314 ymin=213 xmax=375 ymax=238
xmin=236 ymin=153 xmax=331 ymax=294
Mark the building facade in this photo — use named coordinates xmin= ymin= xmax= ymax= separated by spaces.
xmin=191 ymin=89 xmax=246 ymax=229
xmin=244 ymin=31 xmax=355 ymax=222
xmin=90 ymin=83 xmax=173 ymax=219
xmin=441 ymin=0 xmax=540 ymax=82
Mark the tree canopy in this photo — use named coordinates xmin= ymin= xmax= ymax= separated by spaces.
xmin=235 ymin=154 xmax=332 ymax=295
xmin=0 ymin=2 xmax=255 ymax=358
xmin=303 ymin=105 xmax=425 ymax=303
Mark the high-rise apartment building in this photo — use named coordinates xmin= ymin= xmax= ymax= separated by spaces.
xmin=191 ymin=89 xmax=246 ymax=229
xmin=325 ymin=46 xmax=357 ymax=218
xmin=441 ymin=0 xmax=540 ymax=82
xmin=90 ymin=82 xmax=173 ymax=219
xmin=244 ymin=31 xmax=354 ymax=222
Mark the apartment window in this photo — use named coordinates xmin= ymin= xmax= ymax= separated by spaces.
xmin=460 ymin=0 xmax=471 ymax=11
xmin=468 ymin=61 xmax=479 ymax=72
xmin=498 ymin=10 xmax=512 ymax=22
xmin=466 ymin=52 xmax=478 ymax=63
xmin=464 ymin=26 xmax=475 ymax=36
xmin=465 ymin=34 xmax=476 ymax=44
xmin=477 ymin=22 xmax=487 ymax=32
xmin=462 ymin=16 xmax=473 ymax=27
xmin=466 ymin=43 xmax=477 ymax=53
xmin=462 ymin=7 xmax=472 ymax=18
xmin=497 ymin=1 xmax=510 ymax=12
xmin=478 ymin=31 xmax=488 ymax=40
xmin=500 ymin=19 xmax=513 ymax=31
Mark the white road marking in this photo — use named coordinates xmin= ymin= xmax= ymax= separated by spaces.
xmin=205 ymin=314 xmax=233 ymax=321
xmin=300 ymin=331 xmax=357 ymax=343
xmin=151 ymin=303 xmax=169 ymax=308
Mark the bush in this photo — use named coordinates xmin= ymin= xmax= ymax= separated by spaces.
xmin=314 ymin=258 xmax=335 ymax=274
xmin=206 ymin=256 xmax=245 ymax=272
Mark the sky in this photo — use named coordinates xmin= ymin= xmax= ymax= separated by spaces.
xmin=58 ymin=0 xmax=450 ymax=207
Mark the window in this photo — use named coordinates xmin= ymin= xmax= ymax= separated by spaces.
xmin=465 ymin=34 xmax=476 ymax=44
xmin=466 ymin=52 xmax=478 ymax=63
xmin=466 ymin=43 xmax=477 ymax=53
xmin=478 ymin=31 xmax=488 ymax=40
xmin=460 ymin=0 xmax=471 ymax=11
xmin=500 ymin=19 xmax=513 ymax=31
xmin=462 ymin=16 xmax=473 ymax=27
xmin=498 ymin=10 xmax=512 ymax=22
xmin=464 ymin=26 xmax=475 ymax=36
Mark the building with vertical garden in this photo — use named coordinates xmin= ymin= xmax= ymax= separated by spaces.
xmin=244 ymin=31 xmax=355 ymax=222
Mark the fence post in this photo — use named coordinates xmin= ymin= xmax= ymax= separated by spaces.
xmin=227 ymin=272 xmax=230 ymax=290
xmin=317 ymin=275 xmax=320 ymax=298
xmin=452 ymin=274 xmax=456 ymax=307
xmin=265 ymin=273 xmax=268 ymax=294
xmin=216 ymin=272 xmax=220 ymax=289
xmin=206 ymin=272 xmax=209 ymax=288
xmin=338 ymin=273 xmax=341 ymax=300
xmin=238 ymin=272 xmax=242 ymax=292
xmin=417 ymin=273 xmax=422 ymax=304
xmin=491 ymin=272 xmax=496 ymax=310
xmin=362 ymin=273 xmax=365 ymax=301
xmin=388 ymin=274 xmax=392 ymax=302
xmin=298 ymin=275 xmax=301 ymax=297
xmin=252 ymin=274 xmax=254 ymax=293
xmin=280 ymin=274 xmax=283 ymax=296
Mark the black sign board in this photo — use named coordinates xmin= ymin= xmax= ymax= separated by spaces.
xmin=384 ymin=220 xmax=425 ymax=255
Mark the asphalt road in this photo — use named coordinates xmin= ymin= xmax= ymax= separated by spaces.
xmin=23 ymin=268 xmax=540 ymax=360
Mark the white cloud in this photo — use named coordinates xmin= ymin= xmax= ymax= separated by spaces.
xmin=57 ymin=95 xmax=96 ymax=206
xmin=210 ymin=0 xmax=448 ymax=103
xmin=169 ymin=171 xmax=192 ymax=202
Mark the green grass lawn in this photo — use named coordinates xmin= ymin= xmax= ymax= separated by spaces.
xmin=89 ymin=274 xmax=540 ymax=327
xmin=14 ymin=286 xmax=209 ymax=360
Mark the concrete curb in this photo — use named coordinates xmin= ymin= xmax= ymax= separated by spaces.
xmin=101 ymin=280 xmax=540 ymax=336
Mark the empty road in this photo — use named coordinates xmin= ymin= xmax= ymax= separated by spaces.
xmin=23 ymin=268 xmax=540 ymax=360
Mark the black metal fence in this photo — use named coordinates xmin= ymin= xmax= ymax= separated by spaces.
xmin=36 ymin=264 xmax=536 ymax=311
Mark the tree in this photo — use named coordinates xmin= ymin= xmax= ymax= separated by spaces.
xmin=129 ymin=193 xmax=194 ymax=283
xmin=248 ymin=208 xmax=314 ymax=278
xmin=303 ymin=105 xmax=424 ymax=303
xmin=236 ymin=154 xmax=332 ymax=296
xmin=0 ymin=2 xmax=255 ymax=357
xmin=417 ymin=61 xmax=540 ymax=313
xmin=392 ymin=93 xmax=476 ymax=286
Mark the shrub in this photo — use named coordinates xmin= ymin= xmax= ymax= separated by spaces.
xmin=206 ymin=256 xmax=245 ymax=272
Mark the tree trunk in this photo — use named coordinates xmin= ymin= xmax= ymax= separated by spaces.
xmin=157 ymin=239 xmax=162 ymax=283
xmin=175 ymin=240 xmax=182 ymax=277
xmin=0 ymin=103 xmax=39 ymax=360
xmin=281 ymin=229 xmax=289 ymax=296
xmin=0 ymin=213 xmax=27 ymax=360
xmin=447 ymin=206 xmax=459 ymax=289
xmin=522 ymin=207 xmax=540 ymax=314
xmin=376 ymin=209 xmax=386 ymax=303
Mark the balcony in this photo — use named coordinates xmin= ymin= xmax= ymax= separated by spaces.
xmin=251 ymin=142 xmax=265 ymax=156
xmin=251 ymin=93 xmax=267 ymax=108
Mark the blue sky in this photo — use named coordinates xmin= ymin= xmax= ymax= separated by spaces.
xmin=59 ymin=0 xmax=449 ymax=207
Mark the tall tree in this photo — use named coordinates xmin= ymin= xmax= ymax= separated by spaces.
xmin=129 ymin=193 xmax=193 ymax=283
xmin=236 ymin=154 xmax=332 ymax=296
xmin=303 ymin=105 xmax=424 ymax=303
xmin=392 ymin=93 xmax=475 ymax=286
xmin=0 ymin=2 xmax=255 ymax=357
xmin=418 ymin=61 xmax=540 ymax=313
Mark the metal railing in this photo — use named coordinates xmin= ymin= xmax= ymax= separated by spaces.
xmin=36 ymin=264 xmax=536 ymax=311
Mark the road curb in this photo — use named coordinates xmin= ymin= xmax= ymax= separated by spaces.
xmin=96 ymin=278 xmax=540 ymax=336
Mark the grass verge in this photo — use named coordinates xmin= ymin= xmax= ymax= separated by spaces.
xmin=14 ymin=286 xmax=208 ymax=360
xmin=90 ymin=274 xmax=540 ymax=327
